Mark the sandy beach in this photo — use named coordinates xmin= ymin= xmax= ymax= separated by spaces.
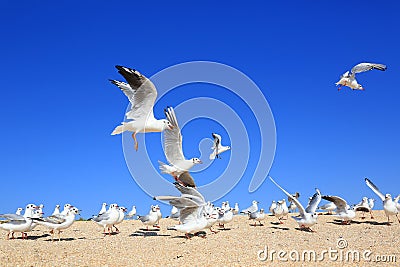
xmin=0 ymin=210 xmax=398 ymax=266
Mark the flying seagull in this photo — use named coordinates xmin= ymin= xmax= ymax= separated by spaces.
xmin=110 ymin=66 xmax=173 ymax=151
xmin=158 ymin=107 xmax=202 ymax=180
xmin=210 ymin=133 xmax=231 ymax=160
xmin=365 ymin=178 xmax=399 ymax=224
xmin=336 ymin=62 xmax=387 ymax=91
xmin=321 ymin=195 xmax=359 ymax=225
xmin=269 ymin=176 xmax=321 ymax=232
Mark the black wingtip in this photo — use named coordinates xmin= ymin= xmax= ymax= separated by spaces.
xmin=153 ymin=197 xmax=156 ymax=200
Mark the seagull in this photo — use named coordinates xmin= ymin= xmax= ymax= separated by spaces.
xmin=240 ymin=200 xmax=259 ymax=214
xmin=232 ymin=203 xmax=239 ymax=215
xmin=15 ymin=208 xmax=23 ymax=215
xmin=217 ymin=208 xmax=233 ymax=228
xmin=98 ymin=203 xmax=108 ymax=216
xmin=154 ymin=182 xmax=208 ymax=239
xmin=394 ymin=195 xmax=400 ymax=212
xmin=90 ymin=203 xmax=120 ymax=235
xmin=269 ymin=176 xmax=321 ymax=232
xmin=369 ymin=198 xmax=375 ymax=210
xmin=365 ymin=178 xmax=399 ymax=224
xmin=281 ymin=199 xmax=289 ymax=219
xmin=272 ymin=201 xmax=284 ymax=223
xmin=204 ymin=207 xmax=219 ymax=234
xmin=166 ymin=206 xmax=180 ymax=221
xmin=336 ymin=62 xmax=387 ymax=91
xmin=321 ymin=195 xmax=358 ymax=224
xmin=113 ymin=206 xmax=127 ymax=233
xmin=288 ymin=201 xmax=297 ymax=213
xmin=110 ymin=66 xmax=173 ymax=151
xmin=137 ymin=205 xmax=159 ymax=231
xmin=152 ymin=204 xmax=162 ymax=228
xmin=249 ymin=209 xmax=265 ymax=226
xmin=0 ymin=204 xmax=38 ymax=239
xmin=318 ymin=202 xmax=337 ymax=215
xmin=210 ymin=133 xmax=231 ymax=160
xmin=127 ymin=205 xmax=137 ymax=219
xmin=269 ymin=201 xmax=276 ymax=214
xmin=52 ymin=205 xmax=61 ymax=216
xmin=60 ymin=204 xmax=71 ymax=216
xmin=287 ymin=192 xmax=300 ymax=213
xmin=158 ymin=107 xmax=202 ymax=179
xmin=354 ymin=197 xmax=374 ymax=219
xmin=33 ymin=206 xmax=80 ymax=241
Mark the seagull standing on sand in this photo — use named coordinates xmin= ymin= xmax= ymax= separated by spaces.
xmin=241 ymin=200 xmax=259 ymax=214
xmin=321 ymin=195 xmax=358 ymax=224
xmin=15 ymin=208 xmax=23 ymax=215
xmin=158 ymin=107 xmax=202 ymax=180
xmin=249 ymin=209 xmax=265 ymax=226
xmin=336 ymin=62 xmax=387 ymax=91
xmin=137 ymin=205 xmax=159 ymax=231
xmin=269 ymin=201 xmax=276 ymax=214
xmin=52 ymin=205 xmax=61 ymax=216
xmin=217 ymin=208 xmax=234 ymax=228
xmin=33 ymin=206 xmax=81 ymax=241
xmin=60 ymin=204 xmax=71 ymax=216
xmin=269 ymin=176 xmax=321 ymax=232
xmin=127 ymin=205 xmax=137 ymax=219
xmin=281 ymin=199 xmax=289 ymax=219
xmin=110 ymin=66 xmax=173 ymax=151
xmin=272 ymin=201 xmax=284 ymax=224
xmin=354 ymin=197 xmax=374 ymax=219
xmin=365 ymin=178 xmax=399 ymax=224
xmin=318 ymin=202 xmax=337 ymax=215
xmin=112 ymin=206 xmax=127 ymax=233
xmin=210 ymin=133 xmax=231 ymax=160
xmin=232 ymin=203 xmax=239 ymax=215
xmin=0 ymin=204 xmax=38 ymax=239
xmin=91 ymin=203 xmax=120 ymax=235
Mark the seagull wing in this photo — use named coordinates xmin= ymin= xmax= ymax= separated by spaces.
xmin=179 ymin=207 xmax=199 ymax=224
xmin=174 ymin=183 xmax=205 ymax=204
xmin=305 ymin=189 xmax=322 ymax=214
xmin=212 ymin=133 xmax=221 ymax=149
xmin=0 ymin=214 xmax=25 ymax=221
xmin=163 ymin=107 xmax=185 ymax=163
xmin=321 ymin=195 xmax=347 ymax=213
xmin=269 ymin=176 xmax=306 ymax=217
xmin=365 ymin=178 xmax=385 ymax=201
xmin=351 ymin=63 xmax=387 ymax=74
xmin=43 ymin=215 xmax=66 ymax=224
xmin=112 ymin=65 xmax=157 ymax=121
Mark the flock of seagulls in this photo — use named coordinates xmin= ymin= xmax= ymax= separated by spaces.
xmin=1 ymin=62 xmax=392 ymax=240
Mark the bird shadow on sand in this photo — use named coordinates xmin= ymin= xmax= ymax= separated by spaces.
xmin=294 ymin=227 xmax=316 ymax=233
xmin=217 ymin=227 xmax=232 ymax=231
xmin=130 ymin=230 xmax=170 ymax=237
xmin=44 ymin=237 xmax=77 ymax=242
xmin=270 ymin=226 xmax=290 ymax=231
xmin=171 ymin=231 xmax=207 ymax=239
xmin=12 ymin=233 xmax=50 ymax=240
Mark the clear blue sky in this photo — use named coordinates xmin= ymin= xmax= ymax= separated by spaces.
xmin=1 ymin=1 xmax=399 ymax=218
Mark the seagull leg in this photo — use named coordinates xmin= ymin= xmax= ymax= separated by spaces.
xmin=114 ymin=225 xmax=120 ymax=233
xmin=185 ymin=233 xmax=191 ymax=239
xmin=58 ymin=230 xmax=61 ymax=241
xmin=132 ymin=132 xmax=138 ymax=151
xmin=370 ymin=210 xmax=374 ymax=219
xmin=210 ymin=227 xmax=218 ymax=234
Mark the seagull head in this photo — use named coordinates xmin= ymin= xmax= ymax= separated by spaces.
xmin=191 ymin=158 xmax=203 ymax=164
xmin=162 ymin=119 xmax=174 ymax=130
xmin=385 ymin=194 xmax=392 ymax=200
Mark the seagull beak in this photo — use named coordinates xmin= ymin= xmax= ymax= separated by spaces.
xmin=168 ymin=124 xmax=174 ymax=130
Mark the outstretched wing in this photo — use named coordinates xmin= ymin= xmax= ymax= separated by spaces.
xmin=365 ymin=178 xmax=385 ymax=201
xmin=212 ymin=133 xmax=221 ymax=148
xmin=305 ymin=189 xmax=322 ymax=214
xmin=351 ymin=63 xmax=387 ymax=74
xmin=269 ymin=176 xmax=306 ymax=217
xmin=321 ymin=195 xmax=348 ymax=213
xmin=111 ymin=65 xmax=157 ymax=121
xmin=163 ymin=107 xmax=185 ymax=163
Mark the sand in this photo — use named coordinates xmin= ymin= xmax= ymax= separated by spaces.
xmin=0 ymin=210 xmax=398 ymax=266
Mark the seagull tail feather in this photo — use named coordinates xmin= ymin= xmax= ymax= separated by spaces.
xmin=111 ymin=125 xmax=125 ymax=135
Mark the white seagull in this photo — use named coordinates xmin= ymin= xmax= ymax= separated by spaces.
xmin=113 ymin=206 xmax=127 ymax=233
xmin=15 ymin=208 xmax=23 ymax=215
xmin=158 ymin=107 xmax=202 ymax=179
xmin=127 ymin=205 xmax=137 ymax=218
xmin=210 ymin=133 xmax=231 ymax=160
xmin=354 ymin=197 xmax=374 ymax=219
xmin=60 ymin=204 xmax=71 ymax=216
xmin=232 ymin=203 xmax=239 ymax=215
xmin=33 ymin=206 xmax=80 ymax=241
xmin=153 ymin=204 xmax=162 ymax=228
xmin=241 ymin=200 xmax=259 ymax=214
xmin=217 ymin=208 xmax=234 ymax=228
xmin=155 ymin=183 xmax=208 ymax=239
xmin=269 ymin=201 xmax=277 ymax=214
xmin=249 ymin=209 xmax=265 ymax=226
xmin=269 ymin=176 xmax=321 ymax=232
xmin=98 ymin=203 xmax=108 ymax=215
xmin=336 ymin=62 xmax=387 ymax=91
xmin=52 ymin=205 xmax=61 ymax=216
xmin=0 ymin=204 xmax=38 ymax=239
xmin=272 ymin=201 xmax=284 ymax=224
xmin=365 ymin=178 xmax=399 ymax=224
xmin=318 ymin=202 xmax=337 ymax=215
xmin=137 ymin=205 xmax=159 ymax=231
xmin=91 ymin=203 xmax=120 ymax=235
xmin=321 ymin=195 xmax=359 ymax=225
xmin=167 ymin=206 xmax=180 ymax=221
xmin=110 ymin=66 xmax=173 ymax=151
